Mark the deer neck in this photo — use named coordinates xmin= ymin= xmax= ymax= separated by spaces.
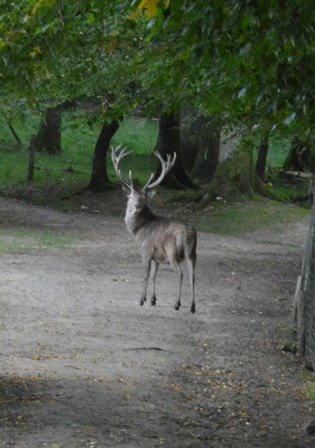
xmin=125 ymin=204 xmax=156 ymax=236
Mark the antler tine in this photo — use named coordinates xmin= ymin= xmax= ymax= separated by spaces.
xmin=142 ymin=151 xmax=177 ymax=191
xmin=111 ymin=145 xmax=134 ymax=189
xmin=128 ymin=170 xmax=134 ymax=189
xmin=141 ymin=172 xmax=155 ymax=192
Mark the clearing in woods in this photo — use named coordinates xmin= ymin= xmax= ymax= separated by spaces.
xmin=0 ymin=193 xmax=314 ymax=447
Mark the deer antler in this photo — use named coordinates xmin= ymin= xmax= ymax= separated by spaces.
xmin=142 ymin=151 xmax=177 ymax=191
xmin=112 ymin=146 xmax=176 ymax=192
xmin=111 ymin=145 xmax=134 ymax=190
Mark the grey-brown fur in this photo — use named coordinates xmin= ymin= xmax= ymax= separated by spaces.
xmin=112 ymin=147 xmax=197 ymax=313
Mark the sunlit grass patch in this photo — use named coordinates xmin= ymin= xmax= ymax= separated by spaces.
xmin=0 ymin=114 xmax=158 ymax=189
xmin=198 ymin=198 xmax=309 ymax=236
xmin=302 ymin=370 xmax=315 ymax=403
xmin=305 ymin=383 xmax=315 ymax=401
xmin=0 ymin=229 xmax=77 ymax=254
xmin=112 ymin=117 xmax=158 ymax=155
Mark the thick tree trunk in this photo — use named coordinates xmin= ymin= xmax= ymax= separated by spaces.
xmin=155 ymin=112 xmax=195 ymax=189
xmin=191 ymin=118 xmax=220 ymax=183
xmin=34 ymin=107 xmax=62 ymax=154
xmin=284 ymin=138 xmax=311 ymax=172
xmin=255 ymin=139 xmax=269 ymax=180
xmin=88 ymin=120 xmax=120 ymax=191
xmin=180 ymin=111 xmax=204 ymax=172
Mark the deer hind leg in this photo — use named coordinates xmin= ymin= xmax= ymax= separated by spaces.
xmin=167 ymin=245 xmax=183 ymax=311
xmin=150 ymin=260 xmax=159 ymax=306
xmin=140 ymin=259 xmax=151 ymax=306
xmin=172 ymin=261 xmax=183 ymax=311
xmin=186 ymin=257 xmax=196 ymax=313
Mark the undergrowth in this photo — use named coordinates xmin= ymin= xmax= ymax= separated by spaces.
xmin=197 ymin=196 xmax=309 ymax=236
xmin=0 ymin=112 xmax=311 ymax=239
xmin=0 ymin=228 xmax=77 ymax=253
xmin=0 ymin=114 xmax=157 ymax=188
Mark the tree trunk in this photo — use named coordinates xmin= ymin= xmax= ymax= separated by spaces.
xmin=180 ymin=111 xmax=204 ymax=172
xmin=8 ymin=123 xmax=22 ymax=147
xmin=34 ymin=107 xmax=62 ymax=154
xmin=255 ymin=139 xmax=269 ymax=180
xmin=284 ymin=138 xmax=311 ymax=172
xmin=27 ymin=135 xmax=36 ymax=182
xmin=88 ymin=120 xmax=120 ymax=191
xmin=191 ymin=118 xmax=220 ymax=183
xmin=155 ymin=112 xmax=195 ymax=189
xmin=295 ymin=179 xmax=315 ymax=368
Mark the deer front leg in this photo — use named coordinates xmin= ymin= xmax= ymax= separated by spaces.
xmin=150 ymin=260 xmax=159 ymax=306
xmin=140 ymin=259 xmax=151 ymax=306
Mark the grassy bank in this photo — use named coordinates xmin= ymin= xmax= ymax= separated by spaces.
xmin=0 ymin=228 xmax=77 ymax=253
xmin=0 ymin=112 xmax=295 ymax=190
xmin=0 ymin=112 xmax=310 ymax=239
xmin=198 ymin=197 xmax=309 ymax=236
xmin=0 ymin=113 xmax=158 ymax=188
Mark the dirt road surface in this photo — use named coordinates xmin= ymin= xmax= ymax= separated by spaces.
xmin=0 ymin=195 xmax=314 ymax=447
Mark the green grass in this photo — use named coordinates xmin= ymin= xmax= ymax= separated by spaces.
xmin=267 ymin=138 xmax=291 ymax=168
xmin=0 ymin=112 xmax=310 ymax=239
xmin=0 ymin=113 xmax=158 ymax=188
xmin=305 ymin=384 xmax=315 ymax=401
xmin=112 ymin=118 xmax=158 ymax=155
xmin=198 ymin=198 xmax=309 ymax=236
xmin=252 ymin=137 xmax=290 ymax=170
xmin=0 ymin=228 xmax=76 ymax=254
xmin=266 ymin=175 xmax=310 ymax=202
xmin=251 ymin=137 xmax=309 ymax=202
xmin=302 ymin=371 xmax=315 ymax=402
xmin=0 ymin=112 xmax=301 ymax=194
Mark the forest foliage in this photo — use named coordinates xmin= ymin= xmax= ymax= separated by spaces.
xmin=0 ymin=0 xmax=314 ymax=193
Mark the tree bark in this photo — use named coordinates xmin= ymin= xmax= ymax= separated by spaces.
xmin=180 ymin=111 xmax=203 ymax=172
xmin=8 ymin=123 xmax=22 ymax=147
xmin=284 ymin=138 xmax=311 ymax=172
xmin=34 ymin=107 xmax=62 ymax=154
xmin=88 ymin=120 xmax=120 ymax=191
xmin=155 ymin=112 xmax=195 ymax=189
xmin=255 ymin=139 xmax=269 ymax=180
xmin=296 ymin=179 xmax=315 ymax=363
xmin=27 ymin=135 xmax=36 ymax=182
xmin=190 ymin=117 xmax=220 ymax=183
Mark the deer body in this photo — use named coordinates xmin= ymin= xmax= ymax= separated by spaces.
xmin=112 ymin=147 xmax=197 ymax=313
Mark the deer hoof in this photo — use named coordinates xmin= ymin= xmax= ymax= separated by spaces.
xmin=139 ymin=297 xmax=146 ymax=306
xmin=174 ymin=302 xmax=180 ymax=311
xmin=151 ymin=296 xmax=157 ymax=306
xmin=191 ymin=303 xmax=196 ymax=313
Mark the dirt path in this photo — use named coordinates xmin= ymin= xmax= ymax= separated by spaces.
xmin=0 ymin=196 xmax=314 ymax=447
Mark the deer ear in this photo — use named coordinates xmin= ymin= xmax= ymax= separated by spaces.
xmin=146 ymin=190 xmax=156 ymax=200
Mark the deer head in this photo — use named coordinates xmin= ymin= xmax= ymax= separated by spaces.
xmin=111 ymin=145 xmax=177 ymax=212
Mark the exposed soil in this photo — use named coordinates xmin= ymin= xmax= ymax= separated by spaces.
xmin=0 ymin=191 xmax=314 ymax=448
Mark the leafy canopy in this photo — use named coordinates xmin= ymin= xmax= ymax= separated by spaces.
xmin=0 ymin=0 xmax=314 ymax=143
xmin=133 ymin=0 xmax=315 ymax=140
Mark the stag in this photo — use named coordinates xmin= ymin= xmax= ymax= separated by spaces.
xmin=111 ymin=146 xmax=197 ymax=313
